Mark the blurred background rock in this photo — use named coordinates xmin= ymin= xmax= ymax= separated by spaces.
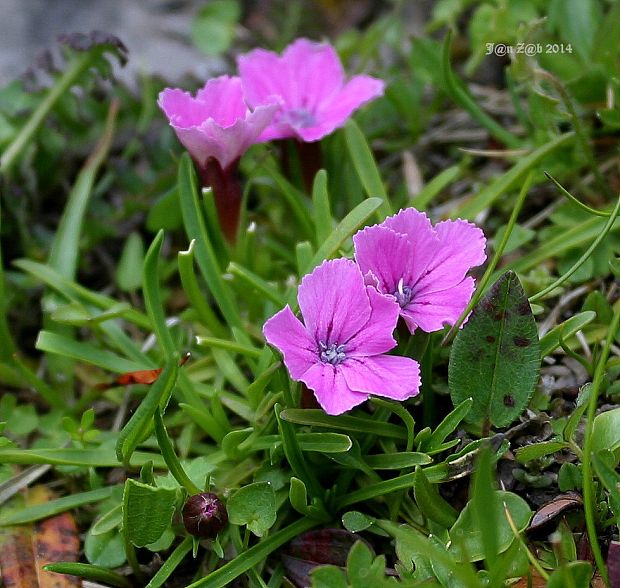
xmin=0 ymin=0 xmax=431 ymax=85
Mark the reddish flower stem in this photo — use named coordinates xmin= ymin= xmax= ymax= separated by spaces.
xmin=198 ymin=157 xmax=242 ymax=243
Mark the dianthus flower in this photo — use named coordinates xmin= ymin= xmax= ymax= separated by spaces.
xmin=158 ymin=75 xmax=277 ymax=241
xmin=238 ymin=38 xmax=385 ymax=142
xmin=158 ymin=75 xmax=277 ymax=171
xmin=353 ymin=208 xmax=486 ymax=334
xmin=263 ymin=259 xmax=420 ymax=415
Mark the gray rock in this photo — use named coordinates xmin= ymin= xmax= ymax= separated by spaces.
xmin=0 ymin=0 xmax=225 ymax=85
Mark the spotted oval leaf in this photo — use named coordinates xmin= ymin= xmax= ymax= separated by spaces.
xmin=448 ymin=271 xmax=540 ymax=428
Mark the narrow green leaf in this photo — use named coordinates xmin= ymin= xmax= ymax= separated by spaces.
xmin=276 ymin=405 xmax=323 ymax=498
xmin=266 ymin=164 xmax=315 ymax=239
xmin=186 ymin=517 xmax=317 ymax=588
xmin=145 ymin=536 xmax=193 ymax=588
xmin=295 ymin=241 xmax=314 ymax=276
xmin=116 ymin=232 xmax=145 ymax=292
xmin=48 ymin=104 xmax=117 ymax=278
xmin=116 ymin=360 xmax=179 ymax=465
xmin=410 ymin=163 xmax=463 ymax=210
xmin=344 ymin=120 xmax=391 ymax=219
xmin=296 ymin=433 xmax=352 ymax=453
xmin=284 ymin=198 xmax=383 ymax=306
xmin=364 ymin=452 xmax=431 ymax=469
xmin=227 ymin=262 xmax=285 ymax=307
xmin=425 ymin=398 xmax=473 ymax=451
xmin=154 ymin=409 xmax=201 ymax=495
xmin=515 ymin=441 xmax=570 ymax=464
xmin=91 ymin=504 xmax=123 ymax=535
xmin=178 ymin=241 xmax=227 ymax=337
xmin=178 ymin=403 xmax=225 ymax=443
xmin=449 ymin=271 xmax=540 ymax=428
xmin=14 ymin=259 xmax=151 ymax=329
xmin=43 ymin=563 xmax=131 ymax=588
xmin=143 ymin=231 xmax=175 ymax=358
xmin=312 ymin=169 xmax=332 ymax=245
xmin=413 ymin=467 xmax=458 ymax=528
xmin=35 ymin=331 xmax=147 ymax=373
xmin=280 ymin=409 xmax=407 ymax=440
xmin=539 ymin=311 xmax=597 ymax=357
xmin=0 ymin=447 xmax=166 ymax=468
xmin=178 ymin=153 xmax=242 ymax=328
xmin=0 ymin=486 xmax=115 ymax=525
xmin=471 ymin=447 xmax=499 ymax=571
xmin=122 ymin=478 xmax=177 ymax=547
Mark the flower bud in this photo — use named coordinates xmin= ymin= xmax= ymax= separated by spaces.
xmin=182 ymin=492 xmax=228 ymax=538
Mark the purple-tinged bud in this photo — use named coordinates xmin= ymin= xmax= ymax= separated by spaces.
xmin=182 ymin=492 xmax=228 ymax=538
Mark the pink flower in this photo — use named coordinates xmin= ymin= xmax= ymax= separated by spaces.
xmin=353 ymin=209 xmax=487 ymax=334
xmin=158 ymin=75 xmax=278 ymax=171
xmin=238 ymin=38 xmax=385 ymax=142
xmin=263 ymin=259 xmax=420 ymax=416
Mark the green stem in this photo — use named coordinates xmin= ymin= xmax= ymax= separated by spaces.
xmin=421 ymin=336 xmax=435 ymax=428
xmin=581 ymin=304 xmax=620 ymax=588
xmin=145 ymin=536 xmax=192 ymax=588
xmin=530 ymin=195 xmax=620 ymax=302
xmin=154 ymin=409 xmax=201 ymax=495
xmin=544 ymin=173 xmax=611 ymax=217
xmin=0 ymin=53 xmax=92 ymax=175
xmin=442 ymin=171 xmax=534 ymax=346
xmin=186 ymin=517 xmax=318 ymax=588
xmin=178 ymin=241 xmax=227 ymax=338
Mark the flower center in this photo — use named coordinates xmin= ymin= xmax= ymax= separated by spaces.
xmin=319 ymin=341 xmax=346 ymax=365
xmin=282 ymin=108 xmax=316 ymax=128
xmin=393 ymin=277 xmax=413 ymax=308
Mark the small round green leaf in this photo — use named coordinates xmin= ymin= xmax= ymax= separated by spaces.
xmin=448 ymin=491 xmax=532 ymax=562
xmin=592 ymin=408 xmax=620 ymax=459
xmin=228 ymin=481 xmax=276 ymax=537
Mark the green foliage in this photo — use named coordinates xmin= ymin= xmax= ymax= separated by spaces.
xmin=2 ymin=1 xmax=620 ymax=586
xmin=191 ymin=1 xmax=241 ymax=56
xmin=122 ymin=479 xmax=178 ymax=547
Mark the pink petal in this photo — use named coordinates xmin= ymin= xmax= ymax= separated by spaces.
xmin=239 ymin=39 xmax=344 ymax=115
xmin=300 ymin=363 xmax=368 ymax=415
xmin=281 ymin=39 xmax=346 ymax=112
xmin=239 ymin=38 xmax=384 ymax=143
xmin=171 ymin=102 xmax=276 ymax=169
xmin=159 ymin=76 xmax=246 ymax=129
xmin=353 ymin=224 xmax=436 ymax=296
xmin=297 ymin=76 xmax=385 ymax=141
xmin=297 ymin=259 xmax=370 ymax=345
xmin=346 ymin=287 xmax=399 ymax=357
xmin=402 ymin=277 xmax=476 ymax=333
xmin=341 ymin=355 xmax=421 ymax=401
xmin=415 ymin=219 xmax=487 ymax=292
xmin=194 ymin=76 xmax=248 ymax=126
xmin=263 ymin=305 xmax=317 ymax=379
